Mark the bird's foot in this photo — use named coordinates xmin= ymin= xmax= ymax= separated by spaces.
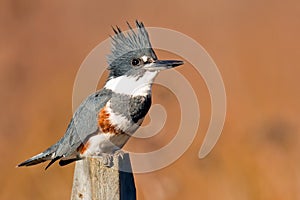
xmin=114 ymin=149 xmax=125 ymax=160
xmin=100 ymin=153 xmax=113 ymax=167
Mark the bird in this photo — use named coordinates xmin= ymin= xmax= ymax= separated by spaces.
xmin=18 ymin=20 xmax=184 ymax=170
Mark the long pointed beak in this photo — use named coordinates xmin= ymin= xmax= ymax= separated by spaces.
xmin=144 ymin=60 xmax=184 ymax=71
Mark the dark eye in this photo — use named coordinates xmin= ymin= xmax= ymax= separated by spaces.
xmin=131 ymin=58 xmax=140 ymax=66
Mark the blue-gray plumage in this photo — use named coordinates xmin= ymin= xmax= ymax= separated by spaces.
xmin=18 ymin=20 xmax=183 ymax=169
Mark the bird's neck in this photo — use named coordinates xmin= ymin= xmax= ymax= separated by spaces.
xmin=104 ymin=71 xmax=158 ymax=96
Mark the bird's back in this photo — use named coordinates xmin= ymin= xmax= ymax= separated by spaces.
xmin=55 ymin=88 xmax=113 ymax=157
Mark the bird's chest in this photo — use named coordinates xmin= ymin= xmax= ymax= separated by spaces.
xmin=98 ymin=94 xmax=151 ymax=134
xmin=79 ymin=95 xmax=151 ymax=156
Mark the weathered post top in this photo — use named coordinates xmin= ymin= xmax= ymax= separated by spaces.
xmin=71 ymin=153 xmax=136 ymax=200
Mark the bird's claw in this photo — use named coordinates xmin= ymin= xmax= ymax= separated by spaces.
xmin=114 ymin=150 xmax=125 ymax=160
xmin=101 ymin=153 xmax=113 ymax=167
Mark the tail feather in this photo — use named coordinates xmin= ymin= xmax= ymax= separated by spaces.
xmin=18 ymin=143 xmax=59 ymax=168
xmin=45 ymin=156 xmax=62 ymax=170
xmin=18 ymin=152 xmax=54 ymax=167
xmin=59 ymin=157 xmax=82 ymax=166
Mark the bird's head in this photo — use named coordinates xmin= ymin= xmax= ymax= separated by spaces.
xmin=107 ymin=21 xmax=183 ymax=78
xmin=105 ymin=21 xmax=183 ymax=96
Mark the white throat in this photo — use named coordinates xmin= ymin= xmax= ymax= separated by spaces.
xmin=104 ymin=71 xmax=158 ymax=96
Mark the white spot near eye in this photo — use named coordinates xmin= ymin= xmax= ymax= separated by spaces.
xmin=141 ymin=55 xmax=148 ymax=62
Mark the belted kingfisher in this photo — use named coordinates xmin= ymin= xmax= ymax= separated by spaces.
xmin=18 ymin=21 xmax=183 ymax=169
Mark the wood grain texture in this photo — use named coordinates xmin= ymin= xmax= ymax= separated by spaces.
xmin=71 ymin=154 xmax=136 ymax=200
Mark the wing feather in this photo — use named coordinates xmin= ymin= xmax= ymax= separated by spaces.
xmin=55 ymin=89 xmax=112 ymax=157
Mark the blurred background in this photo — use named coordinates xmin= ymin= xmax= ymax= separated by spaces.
xmin=1 ymin=0 xmax=300 ymax=199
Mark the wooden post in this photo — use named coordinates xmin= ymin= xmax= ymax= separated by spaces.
xmin=71 ymin=153 xmax=136 ymax=200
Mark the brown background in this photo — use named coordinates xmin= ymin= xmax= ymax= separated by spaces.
xmin=1 ymin=0 xmax=300 ymax=199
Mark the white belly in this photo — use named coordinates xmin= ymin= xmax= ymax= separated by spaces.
xmin=80 ymin=133 xmax=130 ymax=157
